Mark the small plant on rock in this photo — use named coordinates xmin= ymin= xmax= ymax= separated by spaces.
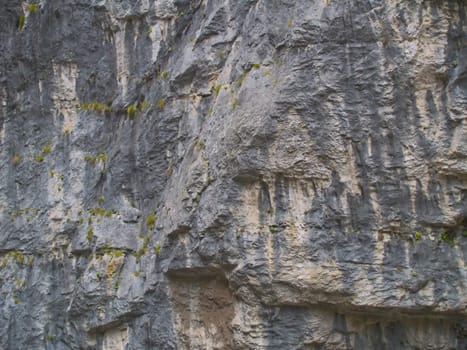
xmin=12 ymin=153 xmax=21 ymax=165
xmin=139 ymin=101 xmax=150 ymax=111
xmin=34 ymin=155 xmax=44 ymax=162
xmin=96 ymin=151 xmax=108 ymax=163
xmin=214 ymin=84 xmax=222 ymax=96
xmin=154 ymin=244 xmax=161 ymax=255
xmin=84 ymin=155 xmax=96 ymax=164
xmin=237 ymin=72 xmax=248 ymax=86
xmin=86 ymin=227 xmax=94 ymax=244
xmin=160 ymin=71 xmax=169 ymax=80
xmin=85 ymin=151 xmax=108 ymax=165
xmin=146 ymin=212 xmax=156 ymax=230
xmin=438 ymin=232 xmax=455 ymax=248
xmin=7 ymin=251 xmax=25 ymax=265
xmin=196 ymin=139 xmax=204 ymax=151
xmin=78 ymin=102 xmax=110 ymax=113
xmin=41 ymin=142 xmax=52 ymax=155
xmin=157 ymin=99 xmax=165 ymax=110
xmin=28 ymin=3 xmax=38 ymax=13
xmin=113 ymin=249 xmax=124 ymax=257
xmin=127 ymin=104 xmax=138 ymax=119
xmin=18 ymin=15 xmax=25 ymax=30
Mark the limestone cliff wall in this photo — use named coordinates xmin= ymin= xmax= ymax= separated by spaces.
xmin=0 ymin=0 xmax=466 ymax=349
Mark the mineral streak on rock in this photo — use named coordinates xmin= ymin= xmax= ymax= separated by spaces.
xmin=0 ymin=0 xmax=465 ymax=349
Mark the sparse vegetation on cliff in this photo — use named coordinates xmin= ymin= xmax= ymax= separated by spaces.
xmin=27 ymin=3 xmax=38 ymax=14
xmin=78 ymin=102 xmax=110 ymax=113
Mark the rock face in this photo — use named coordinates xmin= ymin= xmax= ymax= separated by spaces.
xmin=0 ymin=0 xmax=466 ymax=349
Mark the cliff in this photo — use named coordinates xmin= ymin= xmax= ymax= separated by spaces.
xmin=0 ymin=0 xmax=466 ymax=349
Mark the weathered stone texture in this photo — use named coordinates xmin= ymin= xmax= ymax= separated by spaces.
xmin=0 ymin=0 xmax=465 ymax=349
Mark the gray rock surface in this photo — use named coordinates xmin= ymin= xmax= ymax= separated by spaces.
xmin=0 ymin=0 xmax=466 ymax=349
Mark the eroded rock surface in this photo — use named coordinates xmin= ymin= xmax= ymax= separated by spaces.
xmin=0 ymin=0 xmax=466 ymax=349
